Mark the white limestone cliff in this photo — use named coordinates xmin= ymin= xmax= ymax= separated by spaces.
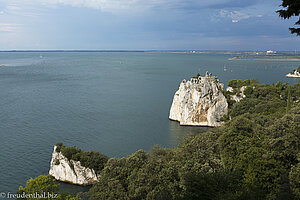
xmin=286 ymin=69 xmax=300 ymax=78
xmin=169 ymin=72 xmax=228 ymax=127
xmin=49 ymin=146 xmax=98 ymax=185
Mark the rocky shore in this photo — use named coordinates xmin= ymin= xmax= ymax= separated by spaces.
xmin=286 ymin=67 xmax=300 ymax=78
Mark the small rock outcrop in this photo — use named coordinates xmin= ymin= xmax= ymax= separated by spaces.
xmin=286 ymin=67 xmax=300 ymax=78
xmin=226 ymin=86 xmax=247 ymax=102
xmin=169 ymin=72 xmax=228 ymax=127
xmin=49 ymin=145 xmax=98 ymax=185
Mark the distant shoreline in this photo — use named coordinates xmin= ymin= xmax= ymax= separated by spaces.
xmin=229 ymin=58 xmax=300 ymax=61
xmin=229 ymin=56 xmax=300 ymax=61
xmin=0 ymin=50 xmax=299 ymax=54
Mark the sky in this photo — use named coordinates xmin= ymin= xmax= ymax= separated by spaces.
xmin=0 ymin=0 xmax=299 ymax=50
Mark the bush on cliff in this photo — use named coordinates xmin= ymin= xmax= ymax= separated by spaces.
xmin=291 ymin=66 xmax=300 ymax=73
xmin=55 ymin=143 xmax=109 ymax=174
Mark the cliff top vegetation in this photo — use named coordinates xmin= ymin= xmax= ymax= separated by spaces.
xmin=55 ymin=143 xmax=108 ymax=174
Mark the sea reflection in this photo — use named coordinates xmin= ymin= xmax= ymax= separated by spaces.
xmin=168 ymin=120 xmax=212 ymax=147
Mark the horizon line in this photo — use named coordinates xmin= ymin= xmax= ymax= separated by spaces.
xmin=0 ymin=50 xmax=299 ymax=53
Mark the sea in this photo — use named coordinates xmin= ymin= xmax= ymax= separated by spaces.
xmin=0 ymin=51 xmax=299 ymax=195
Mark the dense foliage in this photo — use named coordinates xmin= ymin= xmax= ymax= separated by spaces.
xmin=227 ymin=79 xmax=257 ymax=88
xmin=17 ymin=175 xmax=78 ymax=200
xmin=277 ymin=0 xmax=300 ymax=35
xmin=20 ymin=81 xmax=300 ymax=200
xmin=229 ymin=81 xmax=299 ymax=116
xmin=55 ymin=143 xmax=109 ymax=174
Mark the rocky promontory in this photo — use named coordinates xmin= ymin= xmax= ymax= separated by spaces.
xmin=286 ymin=66 xmax=300 ymax=78
xmin=169 ymin=72 xmax=228 ymax=127
xmin=49 ymin=145 xmax=100 ymax=185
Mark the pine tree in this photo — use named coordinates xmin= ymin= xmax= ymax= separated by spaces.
xmin=277 ymin=0 xmax=300 ymax=36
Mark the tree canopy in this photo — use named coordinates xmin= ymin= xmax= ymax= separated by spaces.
xmin=277 ymin=0 xmax=300 ymax=36
xmin=17 ymin=175 xmax=78 ymax=200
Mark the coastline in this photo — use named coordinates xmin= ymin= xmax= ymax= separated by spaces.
xmin=229 ymin=57 xmax=300 ymax=61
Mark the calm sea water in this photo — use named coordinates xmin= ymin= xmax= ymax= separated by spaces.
xmin=0 ymin=52 xmax=299 ymax=194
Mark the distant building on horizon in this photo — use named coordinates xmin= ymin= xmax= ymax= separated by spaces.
xmin=266 ymin=50 xmax=276 ymax=54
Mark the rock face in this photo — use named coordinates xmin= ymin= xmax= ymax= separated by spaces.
xmin=49 ymin=146 xmax=98 ymax=185
xmin=169 ymin=72 xmax=228 ymax=127
xmin=286 ymin=69 xmax=300 ymax=78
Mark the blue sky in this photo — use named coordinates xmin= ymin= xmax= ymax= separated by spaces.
xmin=0 ymin=0 xmax=299 ymax=50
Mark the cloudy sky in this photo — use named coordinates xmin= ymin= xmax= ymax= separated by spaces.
xmin=0 ymin=0 xmax=299 ymax=50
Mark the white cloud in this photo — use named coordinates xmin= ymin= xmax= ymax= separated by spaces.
xmin=0 ymin=0 xmax=265 ymax=13
xmin=0 ymin=0 xmax=165 ymax=13
xmin=0 ymin=23 xmax=21 ymax=32
xmin=0 ymin=27 xmax=16 ymax=32
xmin=212 ymin=9 xmax=265 ymax=23
xmin=219 ymin=10 xmax=250 ymax=21
xmin=2 ymin=3 xmax=41 ymax=17
xmin=0 ymin=23 xmax=20 ymax=26
xmin=6 ymin=4 xmax=21 ymax=10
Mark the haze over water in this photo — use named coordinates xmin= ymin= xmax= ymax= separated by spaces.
xmin=0 ymin=52 xmax=299 ymax=193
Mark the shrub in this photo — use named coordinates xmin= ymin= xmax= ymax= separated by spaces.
xmin=228 ymin=79 xmax=238 ymax=88
xmin=55 ymin=143 xmax=109 ymax=173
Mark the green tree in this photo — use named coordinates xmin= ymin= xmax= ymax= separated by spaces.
xmin=277 ymin=0 xmax=300 ymax=35
xmin=181 ymin=171 xmax=242 ymax=200
xmin=228 ymin=79 xmax=238 ymax=88
xmin=237 ymin=79 xmax=243 ymax=88
xmin=289 ymin=158 xmax=300 ymax=199
xmin=287 ymin=85 xmax=292 ymax=113
xmin=88 ymin=177 xmax=129 ymax=200
xmin=17 ymin=175 xmax=78 ymax=200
